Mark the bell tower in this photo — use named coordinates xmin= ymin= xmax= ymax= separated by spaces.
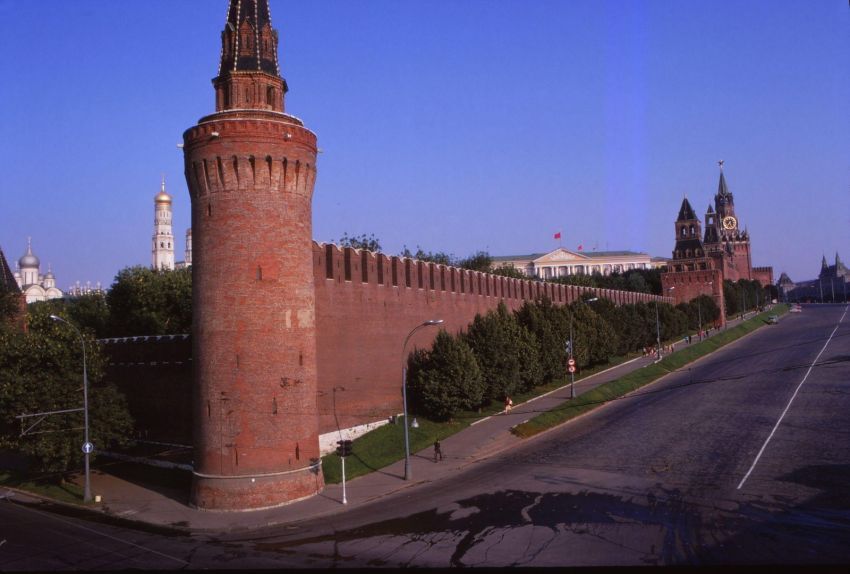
xmin=182 ymin=0 xmax=322 ymax=511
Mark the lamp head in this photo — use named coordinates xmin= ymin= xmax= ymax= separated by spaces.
xmin=424 ymin=319 xmax=444 ymax=326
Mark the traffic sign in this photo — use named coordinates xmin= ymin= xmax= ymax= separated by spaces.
xmin=82 ymin=442 xmax=94 ymax=454
xmin=568 ymin=365 xmax=576 ymax=373
xmin=568 ymin=358 xmax=575 ymax=367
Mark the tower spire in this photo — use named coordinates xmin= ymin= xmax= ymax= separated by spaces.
xmin=214 ymin=0 xmax=286 ymax=112
xmin=717 ymin=162 xmax=730 ymax=197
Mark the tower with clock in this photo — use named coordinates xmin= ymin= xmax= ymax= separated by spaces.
xmin=703 ymin=162 xmax=753 ymax=282
xmin=662 ymin=162 xmax=763 ymax=325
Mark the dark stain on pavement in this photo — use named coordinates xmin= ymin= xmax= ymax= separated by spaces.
xmin=252 ymin=488 xmax=711 ymax=566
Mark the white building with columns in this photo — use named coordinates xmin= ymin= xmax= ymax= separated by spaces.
xmin=493 ymin=248 xmax=666 ymax=280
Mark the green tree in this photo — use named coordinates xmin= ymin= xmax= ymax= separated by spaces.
xmin=515 ymin=298 xmax=568 ymax=385
xmin=407 ymin=331 xmax=485 ymax=421
xmin=337 ymin=232 xmax=382 ymax=253
xmin=457 ymin=251 xmax=492 ymax=272
xmin=491 ymin=264 xmax=527 ymax=279
xmin=106 ymin=266 xmax=192 ymax=336
xmin=0 ymin=291 xmax=22 ymax=326
xmin=400 ymin=246 xmax=453 ymax=266
xmin=0 ymin=305 xmax=132 ymax=473
xmin=30 ymin=293 xmax=111 ymax=339
xmin=465 ymin=303 xmax=541 ymax=400
xmin=610 ymin=303 xmax=650 ymax=355
xmin=568 ymin=300 xmax=617 ymax=367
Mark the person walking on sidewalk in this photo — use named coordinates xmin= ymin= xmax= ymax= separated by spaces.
xmin=433 ymin=439 xmax=443 ymax=462
xmin=505 ymin=396 xmax=513 ymax=414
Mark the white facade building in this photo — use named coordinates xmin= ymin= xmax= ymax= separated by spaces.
xmin=13 ymin=238 xmax=64 ymax=303
xmin=493 ymin=248 xmax=665 ymax=280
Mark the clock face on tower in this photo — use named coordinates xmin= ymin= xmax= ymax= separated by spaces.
xmin=722 ymin=216 xmax=737 ymax=230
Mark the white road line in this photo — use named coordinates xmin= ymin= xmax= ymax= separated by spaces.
xmin=6 ymin=502 xmax=189 ymax=566
xmin=737 ymin=305 xmax=848 ymax=490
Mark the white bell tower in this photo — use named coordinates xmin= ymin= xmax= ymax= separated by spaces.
xmin=152 ymin=177 xmax=175 ymax=271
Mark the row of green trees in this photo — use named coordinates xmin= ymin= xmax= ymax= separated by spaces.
xmin=723 ymin=279 xmax=774 ymax=316
xmin=406 ymin=294 xmax=720 ymax=421
xmin=0 ymin=305 xmax=133 ymax=473
xmin=0 ymin=265 xmax=192 ymax=474
xmin=550 ymin=268 xmax=664 ymax=295
xmin=27 ymin=266 xmax=193 ymax=339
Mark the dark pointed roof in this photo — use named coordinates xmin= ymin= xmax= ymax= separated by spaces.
xmin=717 ymin=170 xmax=731 ymax=197
xmin=0 ymin=246 xmax=21 ymax=294
xmin=706 ymin=204 xmax=714 ymax=214
xmin=822 ymin=255 xmax=829 ymax=270
xmin=677 ymin=198 xmax=697 ymax=221
xmin=218 ymin=0 xmax=280 ymax=76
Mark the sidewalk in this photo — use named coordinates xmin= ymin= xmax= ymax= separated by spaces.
xmin=8 ymin=313 xmax=757 ymax=534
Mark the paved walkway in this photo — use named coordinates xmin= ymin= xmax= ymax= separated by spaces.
xmin=11 ymin=314 xmax=760 ymax=533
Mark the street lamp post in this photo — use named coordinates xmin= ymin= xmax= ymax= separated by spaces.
xmin=49 ymin=315 xmax=92 ymax=503
xmin=401 ymin=319 xmax=443 ymax=481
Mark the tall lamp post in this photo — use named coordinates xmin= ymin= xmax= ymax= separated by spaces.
xmin=401 ymin=319 xmax=443 ymax=481
xmin=568 ymin=297 xmax=597 ymax=398
xmin=49 ymin=315 xmax=92 ymax=503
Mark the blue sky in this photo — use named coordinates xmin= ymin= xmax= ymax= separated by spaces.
xmin=1 ymin=0 xmax=847 ymax=289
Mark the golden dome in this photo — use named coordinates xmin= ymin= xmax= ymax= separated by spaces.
xmin=155 ymin=178 xmax=172 ymax=204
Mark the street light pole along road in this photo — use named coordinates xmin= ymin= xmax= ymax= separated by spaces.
xmin=49 ymin=314 xmax=92 ymax=503
xmin=401 ymin=319 xmax=443 ymax=481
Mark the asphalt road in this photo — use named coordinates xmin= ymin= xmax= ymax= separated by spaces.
xmin=2 ymin=304 xmax=848 ymax=569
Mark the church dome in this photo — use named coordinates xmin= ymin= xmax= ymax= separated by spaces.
xmin=155 ymin=178 xmax=172 ymax=204
xmin=19 ymin=240 xmax=39 ymax=269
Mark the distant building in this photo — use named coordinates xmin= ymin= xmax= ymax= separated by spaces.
xmin=778 ymin=253 xmax=848 ymax=302
xmin=492 ymin=248 xmax=658 ymax=279
xmin=661 ymin=163 xmax=774 ymax=323
xmin=66 ymin=280 xmax=105 ymax=298
xmin=12 ymin=238 xmax=64 ymax=303
xmin=152 ymin=177 xmax=191 ymax=270
xmin=152 ymin=178 xmax=176 ymax=270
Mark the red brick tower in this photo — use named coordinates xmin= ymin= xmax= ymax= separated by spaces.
xmin=182 ymin=0 xmax=322 ymax=510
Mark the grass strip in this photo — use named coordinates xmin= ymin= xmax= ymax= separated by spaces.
xmin=511 ymin=305 xmax=789 ymax=438
xmin=322 ymin=350 xmax=648 ymax=483
xmin=0 ymin=469 xmax=85 ymax=504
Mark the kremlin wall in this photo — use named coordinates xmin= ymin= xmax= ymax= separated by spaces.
xmin=102 ymin=241 xmax=670 ymax=452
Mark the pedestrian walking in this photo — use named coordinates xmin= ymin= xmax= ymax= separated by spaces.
xmin=504 ymin=396 xmax=513 ymax=414
xmin=433 ymin=439 xmax=443 ymax=462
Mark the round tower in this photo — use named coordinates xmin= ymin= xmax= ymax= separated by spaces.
xmin=182 ymin=0 xmax=322 ymax=511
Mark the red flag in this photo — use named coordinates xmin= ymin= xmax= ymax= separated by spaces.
xmin=553 ymin=232 xmax=561 ymax=239
xmin=577 ymin=244 xmax=583 ymax=251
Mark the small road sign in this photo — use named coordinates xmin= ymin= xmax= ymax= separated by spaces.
xmin=568 ymin=365 xmax=576 ymax=373
xmin=82 ymin=442 xmax=94 ymax=454
xmin=568 ymin=358 xmax=576 ymax=367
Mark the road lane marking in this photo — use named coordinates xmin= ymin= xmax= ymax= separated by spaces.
xmin=5 ymin=502 xmax=189 ymax=565
xmin=737 ymin=305 xmax=848 ymax=490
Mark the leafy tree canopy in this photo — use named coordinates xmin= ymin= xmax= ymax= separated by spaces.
xmin=105 ymin=266 xmax=192 ymax=336
xmin=407 ymin=331 xmax=485 ymax=421
xmin=336 ymin=232 xmax=382 ymax=253
xmin=0 ymin=305 xmax=132 ymax=473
